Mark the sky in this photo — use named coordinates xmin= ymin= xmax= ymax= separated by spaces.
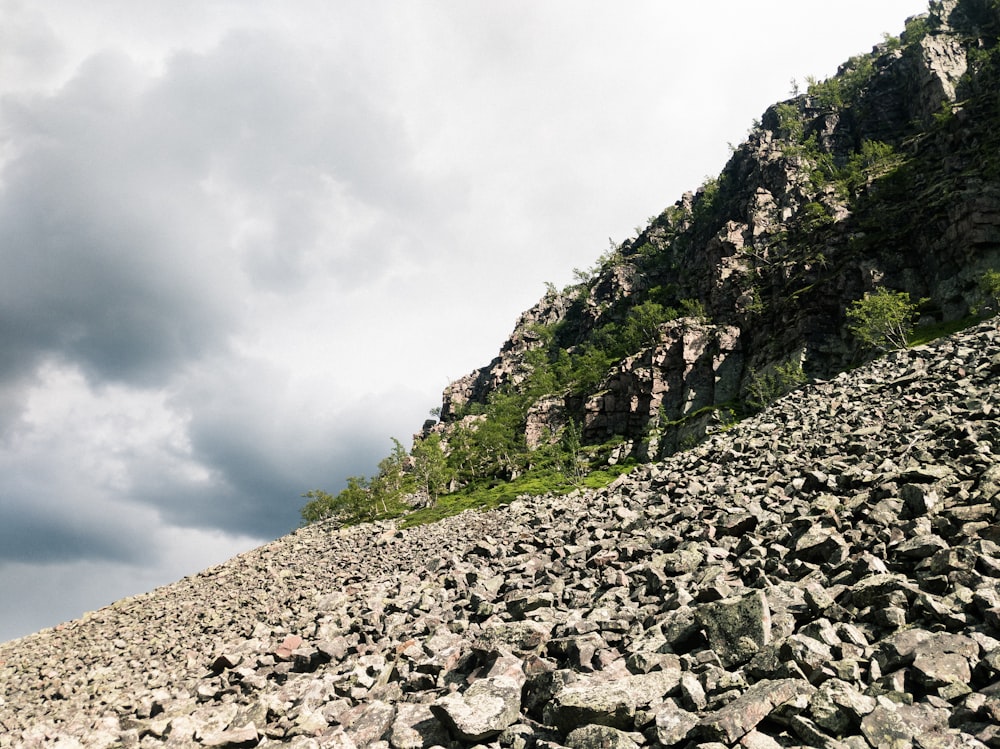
xmin=0 ymin=0 xmax=930 ymax=642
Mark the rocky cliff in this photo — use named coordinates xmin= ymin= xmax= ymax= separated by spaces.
xmin=433 ymin=0 xmax=1000 ymax=470
xmin=2 ymin=316 xmax=999 ymax=747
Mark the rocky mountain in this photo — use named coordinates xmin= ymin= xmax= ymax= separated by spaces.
xmin=6 ymin=1 xmax=1000 ymax=747
xmin=2 ymin=313 xmax=999 ymax=747
xmin=427 ymin=0 xmax=1000 ymax=478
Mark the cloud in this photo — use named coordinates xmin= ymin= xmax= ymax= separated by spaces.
xmin=0 ymin=363 xmax=189 ymax=564
xmin=0 ymin=50 xmax=241 ymax=392
xmin=0 ymin=1 xmax=66 ymax=92
xmin=0 ymin=525 xmax=263 ymax=640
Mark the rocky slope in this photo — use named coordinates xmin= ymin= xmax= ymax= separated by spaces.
xmin=433 ymin=0 xmax=1000 ymax=467
xmin=3 ymin=317 xmax=998 ymax=747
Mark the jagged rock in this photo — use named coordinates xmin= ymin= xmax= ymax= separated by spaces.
xmin=695 ymin=590 xmax=771 ymax=667
xmin=198 ymin=722 xmax=259 ymax=747
xmin=808 ymin=679 xmax=876 ymax=734
xmin=388 ymin=703 xmax=449 ymax=749
xmin=652 ymin=699 xmax=698 ymax=746
xmin=692 ymin=678 xmax=815 ymax=743
xmin=564 ymin=724 xmax=641 ymax=749
xmin=431 ymin=655 xmax=525 ymax=741
xmin=343 ymin=700 xmax=397 ymax=747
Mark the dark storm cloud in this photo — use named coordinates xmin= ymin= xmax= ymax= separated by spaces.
xmin=0 ymin=503 xmax=143 ymax=565
xmin=0 ymin=443 xmax=151 ymax=565
xmin=129 ymin=368 xmax=430 ymax=539
xmin=0 ymin=50 xmax=239 ymax=394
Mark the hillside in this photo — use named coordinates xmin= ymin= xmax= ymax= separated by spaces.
xmin=2 ymin=316 xmax=999 ymax=746
xmin=295 ymin=0 xmax=1000 ymax=525
xmin=7 ymin=1 xmax=1000 ymax=747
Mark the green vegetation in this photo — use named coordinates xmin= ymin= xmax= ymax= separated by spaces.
xmin=978 ymin=269 xmax=1000 ymax=315
xmin=902 ymin=15 xmax=930 ymax=45
xmin=397 ymin=460 xmax=634 ymax=529
xmin=300 ymin=439 xmax=413 ymax=525
xmin=745 ymin=359 xmax=808 ymax=412
xmin=908 ymin=315 xmax=982 ymax=347
xmin=846 ymin=289 xmax=921 ymax=351
xmin=774 ymin=102 xmax=805 ymax=142
xmin=300 ymin=20 xmax=1000 ymax=533
xmin=806 ymin=53 xmax=876 ymax=109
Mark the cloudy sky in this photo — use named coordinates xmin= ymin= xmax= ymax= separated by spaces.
xmin=0 ymin=0 xmax=929 ymax=642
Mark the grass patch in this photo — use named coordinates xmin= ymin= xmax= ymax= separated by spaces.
xmin=397 ymin=462 xmax=636 ymax=529
xmin=908 ymin=315 xmax=982 ymax=347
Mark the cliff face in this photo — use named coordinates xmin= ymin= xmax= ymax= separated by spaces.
xmin=434 ymin=0 xmax=1000 ymax=465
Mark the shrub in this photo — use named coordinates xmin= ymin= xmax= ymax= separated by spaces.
xmin=774 ymin=102 xmax=804 ymax=142
xmin=746 ymin=359 xmax=807 ymax=411
xmin=846 ymin=288 xmax=919 ymax=351
xmin=679 ymin=298 xmax=708 ymax=321
xmin=300 ymin=477 xmax=372 ymax=525
xmin=978 ymin=268 xmax=1000 ymax=314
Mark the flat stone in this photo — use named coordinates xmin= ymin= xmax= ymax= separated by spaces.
xmin=345 ymin=701 xmax=397 ymax=747
xmin=565 ymin=724 xmax=640 ymax=749
xmin=388 ymin=703 xmax=449 ymax=749
xmin=693 ymin=679 xmax=815 ymax=743
xmin=198 ymin=722 xmax=260 ymax=747
xmin=543 ymin=679 xmax=636 ymax=733
xmin=860 ymin=704 xmax=913 ymax=749
xmin=275 ymin=634 xmax=305 ymax=660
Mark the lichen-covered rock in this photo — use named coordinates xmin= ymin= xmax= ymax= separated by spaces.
xmin=695 ymin=590 xmax=771 ymax=667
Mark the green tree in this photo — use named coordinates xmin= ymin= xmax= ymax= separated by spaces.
xmin=621 ymin=300 xmax=673 ymax=352
xmin=410 ymin=433 xmax=452 ymax=503
xmin=679 ymin=298 xmax=708 ymax=322
xmin=477 ymin=392 xmax=528 ymax=479
xmin=369 ymin=438 xmax=410 ymax=515
xmin=559 ymin=418 xmax=586 ymax=483
xmin=300 ymin=475 xmax=372 ymax=525
xmin=846 ymin=289 xmax=919 ymax=351
xmin=300 ymin=489 xmax=338 ymax=524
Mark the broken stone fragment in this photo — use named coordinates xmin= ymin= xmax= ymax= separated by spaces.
xmin=431 ymin=654 xmax=526 ymax=741
xmin=652 ymin=699 xmax=698 ymax=746
xmin=343 ymin=700 xmax=397 ymax=747
xmin=475 ymin=621 xmax=554 ymax=657
xmin=564 ymin=723 xmax=641 ymax=749
xmin=197 ymin=722 xmax=260 ymax=747
xmin=275 ymin=634 xmax=305 ymax=661
xmin=807 ymin=678 xmax=876 ymax=734
xmin=901 ymin=483 xmax=940 ymax=515
xmin=692 ymin=678 xmax=815 ymax=744
xmin=543 ymin=679 xmax=637 ymax=734
xmin=695 ymin=590 xmax=771 ymax=667
xmin=388 ymin=703 xmax=449 ymax=749
xmin=859 ymin=703 xmax=914 ymax=749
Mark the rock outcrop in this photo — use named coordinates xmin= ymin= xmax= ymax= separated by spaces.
xmin=2 ymin=317 xmax=998 ymax=747
xmin=433 ymin=0 xmax=1000 ymax=466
